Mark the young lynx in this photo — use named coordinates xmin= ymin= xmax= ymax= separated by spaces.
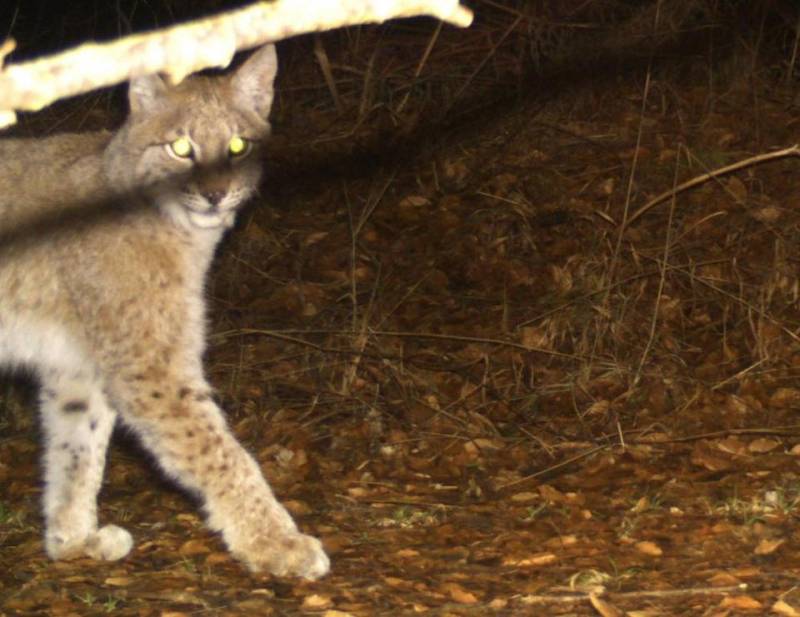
xmin=0 ymin=44 xmax=329 ymax=580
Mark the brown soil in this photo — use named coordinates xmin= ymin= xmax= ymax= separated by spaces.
xmin=5 ymin=3 xmax=800 ymax=616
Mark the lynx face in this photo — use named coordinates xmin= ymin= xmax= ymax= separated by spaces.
xmin=103 ymin=46 xmax=276 ymax=230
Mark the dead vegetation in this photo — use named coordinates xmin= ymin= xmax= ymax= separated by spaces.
xmin=5 ymin=0 xmax=800 ymax=615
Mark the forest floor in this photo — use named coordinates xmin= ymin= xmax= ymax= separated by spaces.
xmin=5 ymin=15 xmax=800 ymax=617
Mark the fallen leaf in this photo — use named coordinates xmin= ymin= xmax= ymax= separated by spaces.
xmin=283 ymin=499 xmax=313 ymax=516
xmin=539 ymin=484 xmax=567 ymax=503
xmin=727 ymin=176 xmax=748 ymax=201
xmin=773 ymin=599 xmax=800 ymax=616
xmin=521 ymin=325 xmax=551 ymax=349
xmin=399 ymin=195 xmax=430 ymax=208
xmin=717 ymin=435 xmax=748 ymax=456
xmin=728 ymin=566 xmax=760 ymax=577
xmin=717 ymin=130 xmax=738 ymax=147
xmin=543 ymin=535 xmax=578 ymax=549
xmin=770 ymin=388 xmax=800 ymax=408
xmin=589 ymin=593 xmax=623 ymax=617
xmin=635 ymin=541 xmax=663 ymax=556
xmin=599 ymin=177 xmax=615 ymax=195
xmin=468 ymin=438 xmax=503 ymax=450
xmin=630 ymin=496 xmax=650 ymax=513
xmin=204 ymin=551 xmax=232 ymax=566
xmin=720 ymin=595 xmax=762 ymax=610
xmin=726 ymin=395 xmax=751 ymax=414
xmin=179 ymin=539 xmax=211 ymax=556
xmin=748 ymin=438 xmax=781 ymax=454
xmin=691 ymin=441 xmax=734 ymax=471
xmin=441 ymin=582 xmax=480 ymax=604
xmin=395 ymin=548 xmax=420 ymax=558
xmin=585 ymin=400 xmax=610 ymax=416
xmin=235 ymin=598 xmax=275 ymax=612
xmin=303 ymin=231 xmax=329 ymax=246
xmin=754 ymin=538 xmax=784 ymax=555
xmin=383 ymin=577 xmax=413 ymax=589
xmin=502 ymin=552 xmax=557 ymax=567
xmin=175 ymin=513 xmax=201 ymax=526
xmin=302 ymin=594 xmax=333 ymax=609
xmin=708 ymin=572 xmax=742 ymax=586
xmin=752 ymin=206 xmax=782 ymax=223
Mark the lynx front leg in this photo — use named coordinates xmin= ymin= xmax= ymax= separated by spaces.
xmin=40 ymin=370 xmax=132 ymax=561
xmin=112 ymin=374 xmax=329 ymax=580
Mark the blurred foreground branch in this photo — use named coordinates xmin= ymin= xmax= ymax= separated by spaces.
xmin=0 ymin=0 xmax=473 ymax=129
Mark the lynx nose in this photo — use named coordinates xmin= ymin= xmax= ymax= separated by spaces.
xmin=203 ymin=190 xmax=226 ymax=206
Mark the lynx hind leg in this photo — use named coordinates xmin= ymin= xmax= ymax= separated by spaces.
xmin=40 ymin=370 xmax=132 ymax=561
xmin=112 ymin=375 xmax=329 ymax=579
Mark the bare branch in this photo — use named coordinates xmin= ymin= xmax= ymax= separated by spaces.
xmin=0 ymin=0 xmax=473 ymax=129
xmin=625 ymin=144 xmax=800 ymax=227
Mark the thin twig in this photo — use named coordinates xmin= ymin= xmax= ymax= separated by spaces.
xmin=228 ymin=327 xmax=585 ymax=359
xmin=451 ymin=14 xmax=522 ymax=102
xmin=639 ymin=254 xmax=800 ymax=345
xmin=496 ymin=445 xmax=609 ymax=489
xmin=314 ymin=34 xmax=343 ymax=114
xmin=501 ymin=423 xmax=800 ymax=491
xmin=514 ymin=259 xmax=730 ymax=329
xmin=635 ymin=143 xmax=681 ymax=383
xmin=519 ymin=585 xmax=745 ymax=605
xmin=634 ymin=425 xmax=800 ymax=444
xmin=626 ymin=144 xmax=800 ymax=228
xmin=592 ymin=4 xmax=658 ymax=366
xmin=395 ymin=20 xmax=442 ymax=114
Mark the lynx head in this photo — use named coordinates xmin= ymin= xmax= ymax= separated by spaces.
xmin=103 ymin=44 xmax=278 ymax=230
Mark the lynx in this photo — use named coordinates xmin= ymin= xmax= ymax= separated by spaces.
xmin=0 ymin=44 xmax=329 ymax=580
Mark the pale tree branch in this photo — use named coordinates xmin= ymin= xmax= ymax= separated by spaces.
xmin=0 ymin=0 xmax=473 ymax=129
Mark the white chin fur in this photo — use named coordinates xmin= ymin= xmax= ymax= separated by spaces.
xmin=160 ymin=198 xmax=236 ymax=230
xmin=188 ymin=210 xmax=233 ymax=229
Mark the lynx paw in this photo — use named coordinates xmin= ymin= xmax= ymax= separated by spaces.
xmin=84 ymin=525 xmax=134 ymax=561
xmin=240 ymin=531 xmax=330 ymax=580
xmin=46 ymin=524 xmax=133 ymax=562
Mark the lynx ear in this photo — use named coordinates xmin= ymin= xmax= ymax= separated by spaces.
xmin=128 ymin=73 xmax=169 ymax=116
xmin=231 ymin=44 xmax=278 ymax=118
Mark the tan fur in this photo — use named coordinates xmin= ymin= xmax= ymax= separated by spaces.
xmin=0 ymin=45 xmax=329 ymax=580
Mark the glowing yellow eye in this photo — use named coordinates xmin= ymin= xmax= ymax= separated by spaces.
xmin=228 ymin=135 xmax=249 ymax=157
xmin=169 ymin=137 xmax=193 ymax=159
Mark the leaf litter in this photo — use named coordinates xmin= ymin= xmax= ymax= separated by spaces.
xmin=4 ymin=2 xmax=800 ymax=616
